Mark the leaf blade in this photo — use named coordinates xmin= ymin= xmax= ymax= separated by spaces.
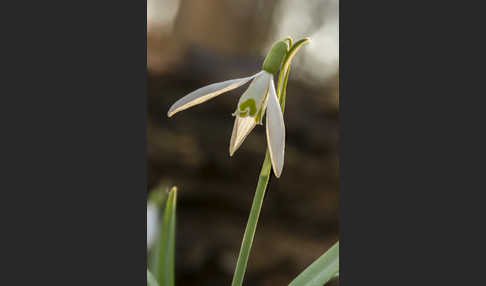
xmin=147 ymin=270 xmax=160 ymax=286
xmin=288 ymin=241 xmax=339 ymax=286
xmin=157 ymin=187 xmax=178 ymax=286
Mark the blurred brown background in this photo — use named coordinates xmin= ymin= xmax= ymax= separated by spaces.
xmin=147 ymin=0 xmax=339 ymax=285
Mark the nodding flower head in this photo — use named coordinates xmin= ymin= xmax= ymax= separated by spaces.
xmin=167 ymin=40 xmax=289 ymax=178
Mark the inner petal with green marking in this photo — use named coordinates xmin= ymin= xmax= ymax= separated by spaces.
xmin=234 ymin=71 xmax=273 ymax=119
xmin=239 ymin=99 xmax=257 ymax=117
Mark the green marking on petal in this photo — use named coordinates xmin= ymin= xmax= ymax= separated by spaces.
xmin=239 ymin=98 xmax=257 ymax=116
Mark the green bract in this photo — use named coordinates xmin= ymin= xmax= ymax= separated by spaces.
xmin=262 ymin=40 xmax=289 ymax=74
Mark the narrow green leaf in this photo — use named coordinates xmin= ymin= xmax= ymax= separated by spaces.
xmin=147 ymin=270 xmax=160 ymax=286
xmin=288 ymin=241 xmax=339 ymax=286
xmin=157 ymin=186 xmax=178 ymax=286
xmin=147 ymin=186 xmax=169 ymax=276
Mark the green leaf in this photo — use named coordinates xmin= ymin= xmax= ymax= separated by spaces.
xmin=147 ymin=270 xmax=160 ymax=286
xmin=288 ymin=241 xmax=339 ymax=286
xmin=157 ymin=186 xmax=178 ymax=286
xmin=147 ymin=185 xmax=169 ymax=276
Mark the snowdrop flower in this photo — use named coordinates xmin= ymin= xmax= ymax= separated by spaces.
xmin=167 ymin=40 xmax=289 ymax=177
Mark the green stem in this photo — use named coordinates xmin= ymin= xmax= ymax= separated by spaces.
xmin=231 ymin=38 xmax=310 ymax=286
xmin=231 ymin=151 xmax=272 ymax=286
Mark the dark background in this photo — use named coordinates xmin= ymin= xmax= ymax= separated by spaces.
xmin=147 ymin=0 xmax=339 ymax=285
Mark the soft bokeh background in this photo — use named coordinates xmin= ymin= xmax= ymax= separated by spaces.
xmin=147 ymin=0 xmax=339 ymax=285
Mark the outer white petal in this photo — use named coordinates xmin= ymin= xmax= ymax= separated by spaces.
xmin=229 ymin=115 xmax=257 ymax=156
xmin=265 ymin=78 xmax=285 ymax=178
xmin=167 ymin=71 xmax=263 ymax=117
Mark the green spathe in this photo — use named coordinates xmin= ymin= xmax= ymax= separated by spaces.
xmin=262 ymin=40 xmax=289 ymax=74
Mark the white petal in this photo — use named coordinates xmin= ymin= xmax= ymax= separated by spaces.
xmin=167 ymin=71 xmax=263 ymax=117
xmin=229 ymin=115 xmax=257 ymax=156
xmin=265 ymin=78 xmax=285 ymax=178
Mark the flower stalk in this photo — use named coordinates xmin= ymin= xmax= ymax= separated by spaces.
xmin=231 ymin=151 xmax=272 ymax=286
